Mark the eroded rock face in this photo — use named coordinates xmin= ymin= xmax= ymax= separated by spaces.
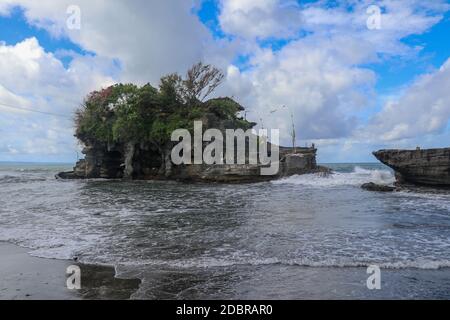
xmin=57 ymin=144 xmax=325 ymax=182
xmin=58 ymin=111 xmax=327 ymax=182
xmin=373 ymin=148 xmax=450 ymax=186
xmin=56 ymin=145 xmax=124 ymax=180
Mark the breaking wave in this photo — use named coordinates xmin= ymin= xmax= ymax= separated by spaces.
xmin=272 ymin=166 xmax=395 ymax=187
xmin=117 ymin=256 xmax=450 ymax=271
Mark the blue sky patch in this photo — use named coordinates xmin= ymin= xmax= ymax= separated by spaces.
xmin=0 ymin=6 xmax=91 ymax=68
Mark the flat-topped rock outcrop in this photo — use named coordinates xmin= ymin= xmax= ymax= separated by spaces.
xmin=373 ymin=148 xmax=450 ymax=187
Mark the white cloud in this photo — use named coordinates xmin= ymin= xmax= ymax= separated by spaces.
xmin=0 ymin=38 xmax=115 ymax=160
xmin=0 ymin=37 xmax=116 ymax=113
xmin=0 ymin=84 xmax=31 ymax=114
xmin=300 ymin=0 xmax=448 ymax=54
xmin=366 ymin=58 xmax=450 ymax=141
xmin=217 ymin=0 xmax=450 ymax=149
xmin=219 ymin=0 xmax=303 ymax=39
xmin=225 ymin=36 xmax=376 ymax=144
xmin=0 ymin=0 xmax=219 ymax=84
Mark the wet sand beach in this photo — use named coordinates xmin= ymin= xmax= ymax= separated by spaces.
xmin=0 ymin=242 xmax=140 ymax=300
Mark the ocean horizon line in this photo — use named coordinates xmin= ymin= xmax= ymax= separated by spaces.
xmin=0 ymin=161 xmax=74 ymax=165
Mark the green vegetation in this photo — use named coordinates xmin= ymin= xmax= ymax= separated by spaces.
xmin=74 ymin=63 xmax=255 ymax=148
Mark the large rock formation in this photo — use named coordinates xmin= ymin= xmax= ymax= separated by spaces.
xmin=58 ymin=108 xmax=330 ymax=182
xmin=58 ymin=67 xmax=330 ymax=183
xmin=373 ymin=148 xmax=450 ymax=186
xmin=57 ymin=141 xmax=328 ymax=183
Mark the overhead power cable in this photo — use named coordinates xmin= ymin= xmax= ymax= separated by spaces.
xmin=0 ymin=101 xmax=73 ymax=120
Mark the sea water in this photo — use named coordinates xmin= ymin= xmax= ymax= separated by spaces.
xmin=0 ymin=162 xmax=449 ymax=299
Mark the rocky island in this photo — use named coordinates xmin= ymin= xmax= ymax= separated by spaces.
xmin=58 ymin=63 xmax=328 ymax=183
xmin=373 ymin=148 xmax=450 ymax=187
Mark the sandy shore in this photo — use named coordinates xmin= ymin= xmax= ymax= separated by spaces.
xmin=0 ymin=242 xmax=140 ymax=300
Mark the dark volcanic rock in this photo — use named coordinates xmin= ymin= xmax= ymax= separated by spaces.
xmin=361 ymin=182 xmax=395 ymax=192
xmin=58 ymin=111 xmax=328 ymax=183
xmin=373 ymin=148 xmax=450 ymax=186
xmin=55 ymin=171 xmax=77 ymax=180
xmin=57 ymin=143 xmax=327 ymax=183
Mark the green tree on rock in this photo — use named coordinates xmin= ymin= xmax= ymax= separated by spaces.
xmin=74 ymin=63 xmax=256 ymax=177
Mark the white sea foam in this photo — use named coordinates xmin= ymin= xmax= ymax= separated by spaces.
xmin=117 ymin=255 xmax=450 ymax=270
xmin=272 ymin=166 xmax=395 ymax=187
xmin=1 ymin=163 xmax=449 ymax=286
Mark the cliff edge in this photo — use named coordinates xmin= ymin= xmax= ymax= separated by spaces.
xmin=373 ymin=148 xmax=450 ymax=186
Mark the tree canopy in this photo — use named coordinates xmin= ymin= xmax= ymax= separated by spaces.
xmin=74 ymin=63 xmax=255 ymax=148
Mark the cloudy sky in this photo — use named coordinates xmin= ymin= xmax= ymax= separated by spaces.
xmin=0 ymin=0 xmax=449 ymax=163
